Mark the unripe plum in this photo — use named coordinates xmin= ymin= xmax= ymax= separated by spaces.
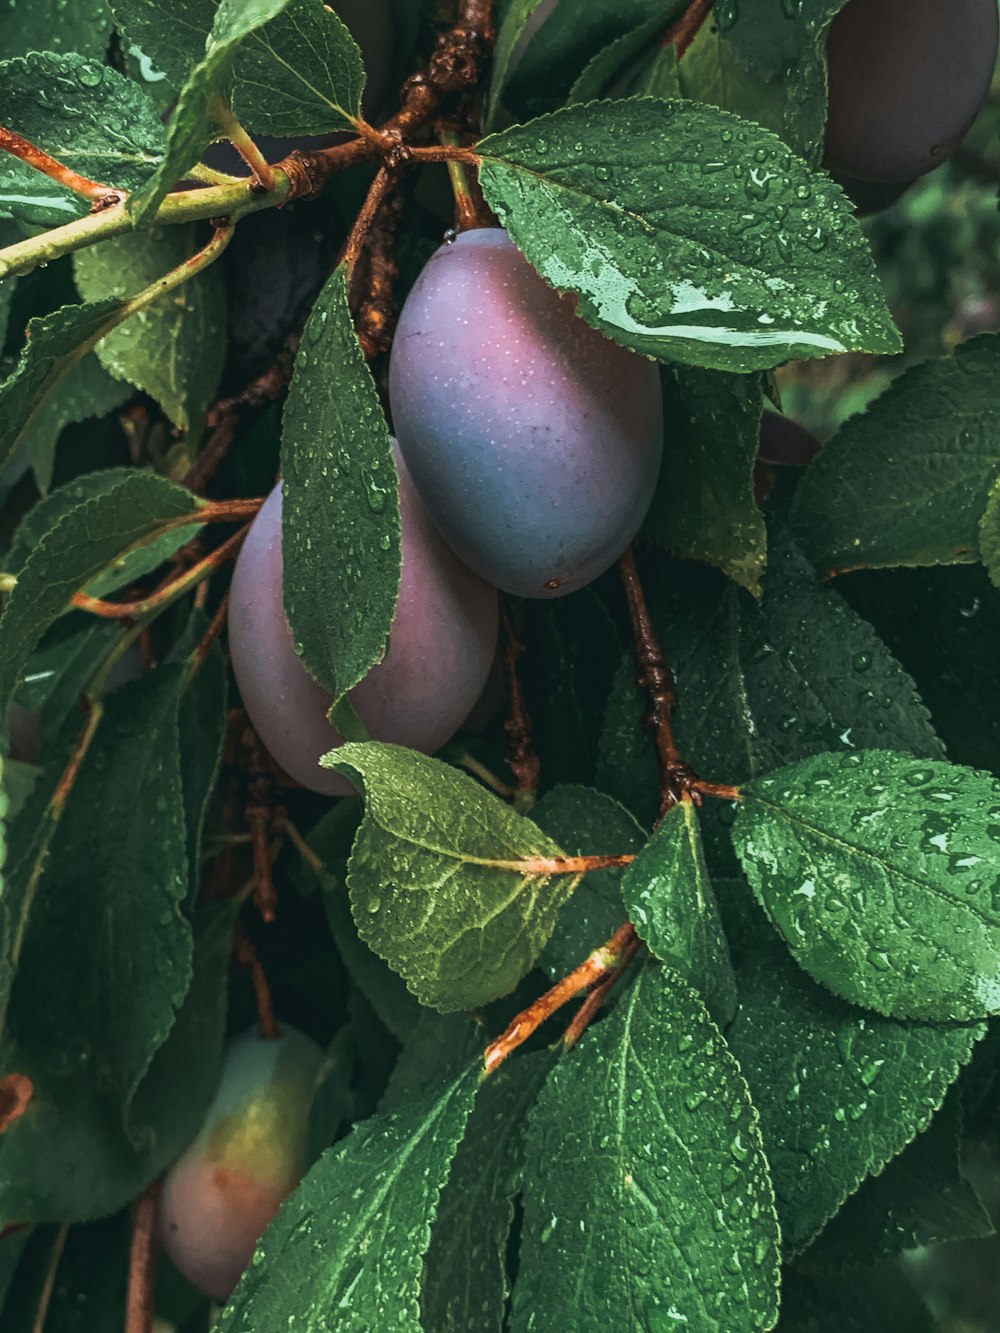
xmin=160 ymin=1027 xmax=323 ymax=1301
xmin=227 ymin=452 xmax=498 ymax=796
xmin=389 ymin=229 xmax=663 ymax=598
xmin=825 ymin=0 xmax=999 ymax=184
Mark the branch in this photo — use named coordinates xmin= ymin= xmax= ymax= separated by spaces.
xmin=234 ymin=931 xmax=280 ymax=1039
xmin=125 ymin=1181 xmax=161 ymax=1333
xmin=355 ymin=183 xmax=405 ymax=360
xmin=0 ymin=124 xmax=121 ymax=206
xmin=662 ymin=0 xmax=717 ymax=58
xmin=563 ymin=932 xmax=642 ymax=1049
xmin=31 ymin=1225 xmax=68 ymax=1333
xmin=501 ymin=604 xmax=540 ymax=810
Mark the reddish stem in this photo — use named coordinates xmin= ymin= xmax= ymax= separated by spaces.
xmin=501 ymin=604 xmax=540 ymax=803
xmin=563 ymin=934 xmax=642 ymax=1049
xmin=234 ymin=931 xmax=280 ymax=1039
xmin=342 ymin=165 xmax=395 ymax=275
xmin=0 ymin=1073 xmax=33 ymax=1133
xmin=125 ymin=1182 xmax=160 ymax=1333
xmin=662 ymin=0 xmax=717 ymax=57
xmin=0 ymin=124 xmax=119 ymax=204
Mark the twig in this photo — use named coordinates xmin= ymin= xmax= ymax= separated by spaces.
xmin=31 ymin=1225 xmax=68 ymax=1333
xmin=563 ymin=933 xmax=642 ymax=1049
xmin=0 ymin=1073 xmax=33 ymax=1133
xmin=125 ymin=1181 xmax=161 ymax=1333
xmin=457 ymin=753 xmax=517 ymax=800
xmin=185 ymin=590 xmax=230 ymax=682
xmin=388 ymin=1 xmax=496 ymax=141
xmin=662 ymin=0 xmax=717 ymax=58
xmin=234 ymin=931 xmax=280 ymax=1039
xmin=212 ymin=101 xmax=277 ymax=192
xmin=240 ymin=720 xmax=280 ymax=924
xmin=355 ymin=185 xmax=405 ymax=360
xmin=484 ymin=922 xmax=636 ymax=1075
xmin=274 ymin=810 xmax=327 ymax=877
xmin=501 ymin=604 xmax=540 ymax=810
xmin=342 ymin=165 xmax=396 ymax=275
xmin=0 ymin=123 xmax=121 ymax=206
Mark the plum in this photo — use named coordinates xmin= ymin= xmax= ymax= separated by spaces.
xmin=227 ymin=451 xmax=498 ymax=796
xmin=160 ymin=1026 xmax=323 ymax=1302
xmin=825 ymin=0 xmax=999 ymax=184
xmin=754 ymin=411 xmax=822 ymax=507
xmin=388 ymin=228 xmax=663 ymax=598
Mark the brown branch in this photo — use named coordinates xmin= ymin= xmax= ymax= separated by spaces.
xmin=356 ymin=182 xmax=405 ymax=360
xmin=125 ymin=1181 xmax=161 ymax=1333
xmin=484 ymin=922 xmax=637 ymax=1075
xmin=234 ymin=931 xmax=280 ymax=1039
xmin=501 ymin=603 xmax=540 ymax=806
xmin=386 ymin=1 xmax=496 ymax=142
xmin=662 ymin=0 xmax=717 ymax=58
xmin=0 ymin=1073 xmax=33 ymax=1133
xmin=188 ymin=590 xmax=230 ymax=676
xmin=31 ymin=1225 xmax=68 ymax=1333
xmin=563 ymin=933 xmax=642 ymax=1049
xmin=0 ymin=124 xmax=121 ymax=206
xmin=342 ymin=165 xmax=396 ymax=275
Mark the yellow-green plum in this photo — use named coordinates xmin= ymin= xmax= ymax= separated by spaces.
xmin=159 ymin=1026 xmax=323 ymax=1302
xmin=227 ymin=449 xmax=498 ymax=795
xmin=389 ymin=228 xmax=663 ymax=598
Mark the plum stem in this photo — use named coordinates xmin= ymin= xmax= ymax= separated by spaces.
xmin=355 ymin=181 xmax=405 ymax=359
xmin=662 ymin=0 xmax=717 ymax=58
xmin=31 ymin=1225 xmax=68 ymax=1333
xmin=484 ymin=922 xmax=638 ymax=1075
xmin=211 ymin=100 xmax=277 ymax=192
xmin=501 ymin=604 xmax=541 ymax=808
xmin=125 ymin=1183 xmax=160 ymax=1333
xmin=234 ymin=931 xmax=281 ymax=1040
xmin=0 ymin=122 xmax=124 ymax=208
xmin=563 ymin=933 xmax=643 ymax=1049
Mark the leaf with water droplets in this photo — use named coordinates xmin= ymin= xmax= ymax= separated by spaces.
xmin=282 ymin=264 xmax=401 ymax=706
xmin=19 ymin=356 xmax=132 ymax=497
xmin=622 ymin=800 xmax=737 ymax=1026
xmin=477 ymin=99 xmax=900 ymax=374
xmin=328 ymin=743 xmax=575 ymax=1012
xmin=0 ymin=0 xmax=113 ymax=61
xmin=732 ymin=749 xmax=1000 ymax=1021
xmin=510 ymin=962 xmax=780 ymax=1333
xmin=726 ymin=944 xmax=983 ymax=1252
xmin=792 ymin=334 xmax=1000 ymax=576
xmin=73 ymin=225 xmax=226 ymax=436
xmin=215 ymin=1062 xmax=480 ymax=1333
xmin=0 ymin=52 xmax=166 ymax=226
xmin=979 ymin=474 xmax=1000 ymax=591
xmin=423 ymin=1051 xmax=553 ymax=1333
xmin=644 ymin=365 xmax=766 ymax=595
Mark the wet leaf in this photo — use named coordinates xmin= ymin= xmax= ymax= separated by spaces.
xmin=0 ymin=0 xmax=113 ymax=61
xmin=979 ymin=474 xmax=1000 ymax=590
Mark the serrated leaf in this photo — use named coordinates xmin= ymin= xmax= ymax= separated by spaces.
xmin=176 ymin=645 xmax=227 ymax=904
xmin=621 ymin=799 xmax=737 ymax=1026
xmin=21 ymin=356 xmax=132 ymax=496
xmin=732 ymin=750 xmax=1000 ymax=1022
xmin=726 ymin=945 xmax=983 ymax=1253
xmin=233 ymin=0 xmax=364 ymax=136
xmin=805 ymin=1088 xmax=991 ymax=1268
xmin=792 ymin=335 xmax=1000 ymax=576
xmin=281 ymin=264 xmax=400 ymax=703
xmin=107 ymin=0 xmax=212 ymax=89
xmin=979 ymin=475 xmax=1000 ymax=590
xmin=530 ymin=785 xmax=646 ymax=981
xmin=379 ymin=1012 xmax=482 ymax=1114
xmin=477 ymin=99 xmax=900 ymax=373
xmin=0 ymin=53 xmax=165 ymax=225
xmin=6 ymin=669 xmax=191 ymax=1118
xmin=0 ymin=0 xmax=112 ymax=60
xmin=645 ymin=365 xmax=766 ymax=593
xmin=0 ymin=469 xmax=201 ymax=715
xmin=73 ymin=226 xmax=226 ymax=434
xmin=487 ymin=0 xmax=550 ymax=125
xmin=568 ymin=16 xmax=680 ymax=105
xmin=329 ymin=743 xmax=574 ymax=1011
xmin=423 ymin=1051 xmax=552 ymax=1333
xmin=511 ymin=963 xmax=780 ymax=1333
xmin=0 ymin=299 xmax=132 ymax=474
xmin=215 ymin=1063 xmax=480 ymax=1332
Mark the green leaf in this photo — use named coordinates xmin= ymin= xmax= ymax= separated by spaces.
xmin=0 ymin=222 xmax=19 ymax=346
xmin=324 ymin=878 xmax=421 ymax=1044
xmin=107 ymin=0 xmax=212 ymax=90
xmin=644 ymin=365 xmax=766 ymax=594
xmin=732 ymin=750 xmax=1000 ymax=1022
xmin=0 ymin=0 xmax=112 ymax=60
xmin=379 ymin=1012 xmax=482 ymax=1114
xmin=530 ymin=785 xmax=646 ymax=981
xmin=726 ymin=945 xmax=983 ymax=1252
xmin=215 ymin=1063 xmax=480 ymax=1332
xmin=979 ymin=474 xmax=1000 ymax=589
xmin=0 ymin=470 xmax=200 ymax=715
xmin=7 ymin=668 xmax=191 ymax=1116
xmin=130 ymin=0 xmax=294 ymax=224
xmin=0 ymin=53 xmax=166 ymax=226
xmin=511 ymin=963 xmax=780 ymax=1333
xmin=282 ymin=264 xmax=400 ymax=702
xmin=73 ymin=225 xmax=226 ymax=434
xmin=621 ymin=800 xmax=737 ymax=1026
xmin=0 ymin=299 xmax=132 ymax=475
xmin=792 ymin=335 xmax=1000 ymax=576
xmin=176 ymin=645 xmax=227 ymax=904
xmin=329 ymin=743 xmax=573 ymax=1012
xmin=805 ymin=1088 xmax=991 ymax=1268
xmin=568 ymin=17 xmax=680 ymax=105
xmin=477 ymin=99 xmax=900 ymax=373
xmin=423 ymin=1051 xmax=552 ymax=1333
xmin=487 ymin=0 xmax=550 ymax=125
xmin=233 ymin=0 xmax=364 ymax=136
xmin=21 ymin=356 xmax=132 ymax=496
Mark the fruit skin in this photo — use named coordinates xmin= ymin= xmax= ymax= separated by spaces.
xmin=389 ymin=228 xmax=663 ymax=598
xmin=754 ymin=412 xmax=822 ymax=507
xmin=227 ymin=451 xmax=498 ymax=796
xmin=825 ymin=0 xmax=999 ymax=184
xmin=159 ymin=1026 xmax=324 ymax=1302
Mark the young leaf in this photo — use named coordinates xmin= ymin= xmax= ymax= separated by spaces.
xmin=20 ymin=356 xmax=132 ymax=496
xmin=568 ymin=16 xmax=680 ymax=105
xmin=792 ymin=334 xmax=1000 ymax=575
xmin=73 ymin=225 xmax=226 ymax=435
xmin=176 ymin=644 xmax=228 ymax=904
xmin=804 ymin=1088 xmax=991 ymax=1269
xmin=0 ymin=470 xmax=200 ymax=715
xmin=726 ymin=946 xmax=983 ymax=1252
xmin=281 ymin=264 xmax=401 ymax=705
xmin=979 ymin=474 xmax=1000 ymax=589
xmin=645 ymin=366 xmax=766 ymax=595
xmin=621 ymin=799 xmax=737 ymax=1027
xmin=423 ymin=1051 xmax=552 ymax=1333
xmin=511 ymin=963 xmax=781 ymax=1333
xmin=328 ymin=743 xmax=575 ymax=1012
xmin=215 ymin=1063 xmax=480 ymax=1332
xmin=732 ymin=750 xmax=1000 ymax=1022
xmin=0 ymin=0 xmax=113 ymax=61
xmin=477 ymin=99 xmax=900 ymax=373
xmin=233 ymin=0 xmax=365 ymax=136
xmin=530 ymin=785 xmax=646 ymax=981
xmin=0 ymin=53 xmax=166 ymax=225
